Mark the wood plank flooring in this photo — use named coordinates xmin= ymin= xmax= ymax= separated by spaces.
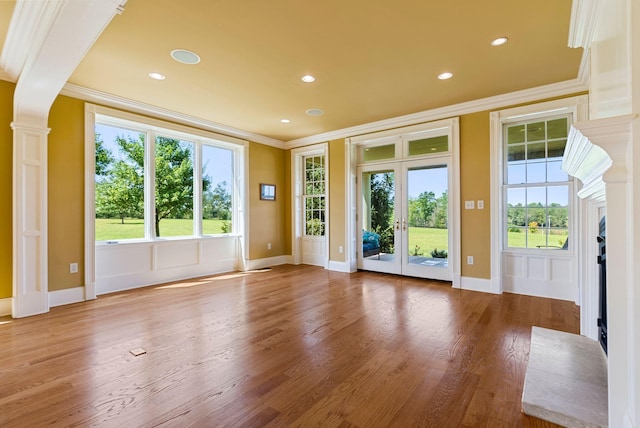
xmin=0 ymin=265 xmax=579 ymax=427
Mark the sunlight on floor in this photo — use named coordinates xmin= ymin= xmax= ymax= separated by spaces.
xmin=155 ymin=268 xmax=272 ymax=289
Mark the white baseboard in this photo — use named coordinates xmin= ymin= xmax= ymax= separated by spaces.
xmin=244 ymin=255 xmax=293 ymax=271
xmin=460 ymin=276 xmax=501 ymax=294
xmin=49 ymin=287 xmax=86 ymax=308
xmin=0 ymin=297 xmax=11 ymax=316
xmin=327 ymin=260 xmax=353 ymax=273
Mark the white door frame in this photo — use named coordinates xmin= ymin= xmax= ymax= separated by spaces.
xmin=291 ymin=143 xmax=329 ymax=267
xmin=349 ymin=118 xmax=461 ymax=286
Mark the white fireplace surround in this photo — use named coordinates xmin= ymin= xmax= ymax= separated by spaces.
xmin=562 ymin=113 xmax=638 ymax=428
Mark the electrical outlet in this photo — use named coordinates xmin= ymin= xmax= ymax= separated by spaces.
xmin=267 ymin=242 xmax=271 ymax=250
xmin=467 ymin=256 xmax=474 ymax=265
xmin=69 ymin=262 xmax=78 ymax=273
xmin=339 ymin=246 xmax=344 ymax=254
xmin=465 ymin=200 xmax=475 ymax=209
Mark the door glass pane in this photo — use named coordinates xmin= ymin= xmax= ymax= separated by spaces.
xmin=408 ymin=135 xmax=448 ymax=156
xmin=406 ymin=165 xmax=448 ymax=267
xmin=95 ymin=124 xmax=145 ymax=241
xmin=202 ymin=145 xmax=233 ymax=235
xmin=363 ymin=144 xmax=395 ymax=162
xmin=361 ymin=170 xmax=395 ymax=260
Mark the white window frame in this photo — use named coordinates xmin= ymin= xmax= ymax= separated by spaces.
xmin=302 ymin=153 xmax=327 ymax=237
xmin=501 ymin=114 xmax=574 ymax=251
xmin=291 ymin=143 xmax=329 ymax=267
xmin=490 ymin=95 xmax=589 ymax=295
xmin=84 ymin=104 xmax=247 ymax=297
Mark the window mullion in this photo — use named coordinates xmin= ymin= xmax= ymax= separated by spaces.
xmin=193 ymin=142 xmax=203 ymax=237
xmin=146 ymin=131 xmax=156 ymax=240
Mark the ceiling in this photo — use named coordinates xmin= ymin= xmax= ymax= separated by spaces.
xmin=2 ymin=0 xmax=583 ymax=142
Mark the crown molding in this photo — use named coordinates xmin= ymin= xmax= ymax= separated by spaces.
xmin=285 ymin=78 xmax=588 ymax=149
xmin=568 ymin=0 xmax=601 ymax=49
xmin=0 ymin=0 xmax=63 ymax=81
xmin=60 ymin=83 xmax=285 ymax=149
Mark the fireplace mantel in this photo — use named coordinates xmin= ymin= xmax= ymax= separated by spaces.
xmin=562 ymin=114 xmax=637 ymax=201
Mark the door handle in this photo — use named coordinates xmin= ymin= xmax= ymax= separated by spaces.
xmin=395 ymin=218 xmax=400 ymax=230
xmin=402 ymin=218 xmax=406 ymax=231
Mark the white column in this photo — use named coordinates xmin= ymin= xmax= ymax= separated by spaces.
xmin=11 ymin=122 xmax=50 ymax=317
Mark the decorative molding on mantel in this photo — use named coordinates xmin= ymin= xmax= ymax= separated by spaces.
xmin=563 ymin=114 xmax=638 ymax=199
xmin=568 ymin=0 xmax=602 ymax=49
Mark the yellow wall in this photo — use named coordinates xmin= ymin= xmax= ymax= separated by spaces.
xmin=248 ymin=141 xmax=287 ymax=260
xmin=0 ymin=80 xmax=13 ymax=299
xmin=459 ymin=112 xmax=491 ymax=279
xmin=329 ymin=139 xmax=346 ymax=262
xmin=48 ymin=95 xmax=86 ymax=291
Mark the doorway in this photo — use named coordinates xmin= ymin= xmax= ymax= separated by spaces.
xmin=351 ymin=118 xmax=460 ymax=284
xmin=358 ymin=159 xmax=452 ymax=281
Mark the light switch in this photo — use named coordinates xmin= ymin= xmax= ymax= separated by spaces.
xmin=465 ymin=200 xmax=475 ymax=209
xmin=477 ymin=200 xmax=484 ymax=209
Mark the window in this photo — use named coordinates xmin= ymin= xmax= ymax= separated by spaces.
xmin=503 ymin=116 xmax=571 ymax=250
xmin=94 ymin=117 xmax=238 ymax=242
xmin=303 ymin=155 xmax=326 ymax=236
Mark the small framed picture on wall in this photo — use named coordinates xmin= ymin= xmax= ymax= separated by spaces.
xmin=260 ymin=183 xmax=276 ymax=201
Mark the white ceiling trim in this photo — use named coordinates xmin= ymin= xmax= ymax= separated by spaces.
xmin=0 ymin=0 xmax=64 ymax=82
xmin=9 ymin=0 xmax=126 ymax=126
xmin=61 ymin=83 xmax=285 ymax=149
xmin=568 ymin=0 xmax=601 ymax=49
xmin=285 ymin=78 xmax=588 ymax=149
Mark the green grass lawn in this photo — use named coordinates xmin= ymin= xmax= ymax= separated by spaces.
xmin=95 ymin=218 xmax=229 ymax=241
xmin=407 ymin=227 xmax=448 ymax=256
xmin=406 ymin=227 xmax=569 ymax=256
xmin=507 ymin=229 xmax=568 ymax=249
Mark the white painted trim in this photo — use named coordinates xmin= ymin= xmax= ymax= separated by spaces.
xmin=459 ymin=276 xmax=499 ymax=294
xmin=89 ymin=103 xmax=248 ymax=148
xmin=490 ymin=95 xmax=590 ymax=298
xmin=0 ymin=298 xmax=11 ymax=316
xmin=327 ymin=260 xmax=351 ymax=273
xmin=84 ymin=105 xmax=97 ymax=300
xmin=345 ymin=139 xmax=358 ymax=273
xmin=243 ymin=256 xmax=293 ymax=271
xmin=568 ymin=0 xmax=602 ymax=49
xmin=285 ymin=79 xmax=588 ymax=148
xmin=0 ymin=0 xmax=65 ymax=81
xmin=62 ymin=84 xmax=283 ymax=148
xmin=290 ymin=144 xmax=329 ymax=268
xmin=12 ymin=123 xmax=50 ymax=318
xmin=49 ymin=287 xmax=85 ymax=308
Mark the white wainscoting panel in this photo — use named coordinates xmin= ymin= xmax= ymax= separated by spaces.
xmin=96 ymin=237 xmax=238 ymax=294
xmin=301 ymin=236 xmax=326 ymax=267
xmin=502 ymin=251 xmax=577 ymax=301
xmin=156 ymin=240 xmax=200 ymax=270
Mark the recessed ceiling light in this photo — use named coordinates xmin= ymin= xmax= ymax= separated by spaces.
xmin=171 ymin=49 xmax=201 ymax=65
xmin=438 ymin=72 xmax=453 ymax=80
xmin=306 ymin=108 xmax=324 ymax=116
xmin=280 ymin=119 xmax=291 ymax=123
xmin=301 ymin=75 xmax=316 ymax=83
xmin=148 ymin=72 xmax=166 ymax=80
xmin=491 ymin=37 xmax=508 ymax=46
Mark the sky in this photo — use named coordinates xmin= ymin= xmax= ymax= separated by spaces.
xmin=407 ymin=166 xmax=448 ymax=199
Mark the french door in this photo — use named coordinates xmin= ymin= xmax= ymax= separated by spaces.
xmin=357 ymin=158 xmax=453 ymax=281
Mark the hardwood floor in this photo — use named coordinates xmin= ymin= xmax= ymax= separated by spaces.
xmin=0 ymin=265 xmax=579 ymax=427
